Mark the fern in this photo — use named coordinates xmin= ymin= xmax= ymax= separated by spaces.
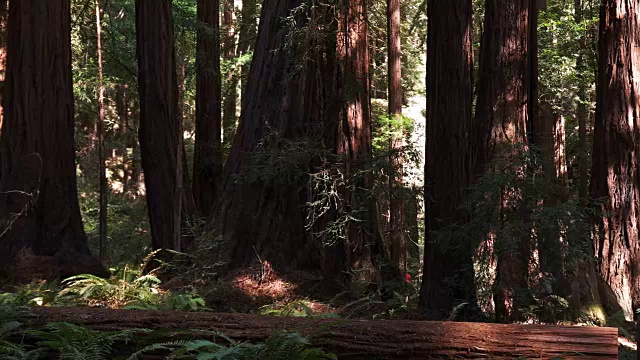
xmin=28 ymin=322 xmax=150 ymax=360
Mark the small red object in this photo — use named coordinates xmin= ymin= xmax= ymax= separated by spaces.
xmin=405 ymin=273 xmax=412 ymax=283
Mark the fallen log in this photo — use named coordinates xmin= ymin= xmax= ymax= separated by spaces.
xmin=27 ymin=307 xmax=618 ymax=359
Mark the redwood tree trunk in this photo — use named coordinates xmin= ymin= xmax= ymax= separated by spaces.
xmin=387 ymin=0 xmax=404 ymax=276
xmin=95 ymin=0 xmax=108 ymax=260
xmin=237 ymin=0 xmax=257 ymax=98
xmin=222 ymin=0 xmax=237 ymax=147
xmin=473 ymin=0 xmax=536 ymax=323
xmin=193 ymin=0 xmax=223 ymax=217
xmin=420 ymin=0 xmax=476 ymax=320
xmin=590 ymin=0 xmax=640 ymax=321
xmin=0 ymin=0 xmax=106 ymax=281
xmin=135 ymin=0 xmax=192 ymax=251
xmin=0 ymin=0 xmax=7 ymax=134
xmin=211 ymin=0 xmax=323 ymax=271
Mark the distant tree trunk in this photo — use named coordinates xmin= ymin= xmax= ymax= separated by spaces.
xmin=95 ymin=0 xmax=108 ymax=261
xmin=420 ymin=0 xmax=476 ymax=320
xmin=115 ymin=85 xmax=130 ymax=194
xmin=473 ymin=0 xmax=536 ymax=323
xmin=237 ymin=0 xmax=257 ymax=98
xmin=222 ymin=0 xmax=237 ymax=147
xmin=590 ymin=0 xmax=640 ymax=321
xmin=387 ymin=0 xmax=405 ymax=276
xmin=575 ymin=0 xmax=589 ymax=203
xmin=193 ymin=0 xmax=222 ymax=217
xmin=537 ymin=103 xmax=567 ymax=288
xmin=0 ymin=0 xmax=107 ymax=281
xmin=135 ymin=0 xmax=193 ymax=251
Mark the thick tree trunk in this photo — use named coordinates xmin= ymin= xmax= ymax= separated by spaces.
xmin=135 ymin=0 xmax=193 ymax=251
xmin=211 ymin=0 xmax=323 ymax=272
xmin=387 ymin=0 xmax=404 ymax=276
xmin=473 ymin=0 xmax=536 ymax=323
xmin=28 ymin=307 xmax=620 ymax=359
xmin=590 ymin=0 xmax=640 ymax=321
xmin=420 ymin=0 xmax=476 ymax=320
xmin=327 ymin=0 xmax=381 ymax=283
xmin=222 ymin=0 xmax=237 ymax=147
xmin=0 ymin=0 xmax=106 ymax=281
xmin=193 ymin=0 xmax=223 ymax=217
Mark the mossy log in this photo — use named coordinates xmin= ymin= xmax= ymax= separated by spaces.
xmin=28 ymin=307 xmax=618 ymax=359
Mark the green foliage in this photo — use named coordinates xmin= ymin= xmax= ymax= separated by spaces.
xmin=0 ymin=281 xmax=58 ymax=307
xmin=28 ymin=322 xmax=150 ymax=360
xmin=57 ymin=269 xmax=209 ymax=311
xmin=259 ymin=300 xmax=339 ymax=319
xmin=131 ymin=332 xmax=336 ymax=360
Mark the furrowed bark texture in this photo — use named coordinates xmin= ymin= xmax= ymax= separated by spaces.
xmin=420 ymin=0 xmax=476 ymax=320
xmin=590 ymin=0 xmax=640 ymax=320
xmin=0 ymin=0 xmax=106 ymax=281
xmin=473 ymin=0 xmax=536 ymax=323
xmin=135 ymin=0 xmax=193 ymax=251
xmin=28 ymin=307 xmax=619 ymax=360
xmin=193 ymin=0 xmax=223 ymax=217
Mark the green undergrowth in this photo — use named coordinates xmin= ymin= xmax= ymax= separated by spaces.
xmin=0 ymin=304 xmax=336 ymax=360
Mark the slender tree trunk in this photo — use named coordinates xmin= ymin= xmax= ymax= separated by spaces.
xmin=115 ymin=85 xmax=130 ymax=195
xmin=95 ymin=0 xmax=108 ymax=261
xmin=575 ymin=0 xmax=589 ymax=203
xmin=473 ymin=0 xmax=536 ymax=323
xmin=0 ymin=0 xmax=7 ymax=135
xmin=590 ymin=0 xmax=640 ymax=321
xmin=387 ymin=0 xmax=404 ymax=276
xmin=0 ymin=0 xmax=107 ymax=281
xmin=237 ymin=0 xmax=257 ymax=98
xmin=135 ymin=0 xmax=192 ymax=251
xmin=420 ymin=0 xmax=476 ymax=320
xmin=222 ymin=0 xmax=237 ymax=147
xmin=193 ymin=0 xmax=222 ymax=217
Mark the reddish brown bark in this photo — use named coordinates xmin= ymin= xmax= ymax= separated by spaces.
xmin=135 ymin=0 xmax=193 ymax=251
xmin=193 ymin=0 xmax=222 ymax=217
xmin=0 ymin=0 xmax=106 ymax=280
xmin=211 ymin=0 xmax=323 ymax=271
xmin=387 ymin=0 xmax=404 ymax=275
xmin=590 ymin=0 xmax=640 ymax=320
xmin=29 ymin=307 xmax=620 ymax=359
xmin=473 ymin=0 xmax=536 ymax=323
xmin=95 ymin=0 xmax=107 ymax=260
xmin=420 ymin=0 xmax=476 ymax=320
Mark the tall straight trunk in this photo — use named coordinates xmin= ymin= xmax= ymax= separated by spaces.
xmin=420 ymin=0 xmax=476 ymax=320
xmin=135 ymin=0 xmax=192 ymax=251
xmin=329 ymin=0 xmax=380 ymax=282
xmin=0 ymin=0 xmax=106 ymax=281
xmin=95 ymin=0 xmax=107 ymax=260
xmin=473 ymin=0 xmax=536 ymax=323
xmin=115 ymin=85 xmax=130 ymax=194
xmin=590 ymin=0 xmax=640 ymax=321
xmin=237 ymin=0 xmax=257 ymax=98
xmin=212 ymin=0 xmax=326 ymax=272
xmin=0 ymin=0 xmax=7 ymax=134
xmin=387 ymin=0 xmax=404 ymax=275
xmin=222 ymin=0 xmax=237 ymax=147
xmin=193 ymin=0 xmax=222 ymax=217
xmin=575 ymin=0 xmax=589 ymax=203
